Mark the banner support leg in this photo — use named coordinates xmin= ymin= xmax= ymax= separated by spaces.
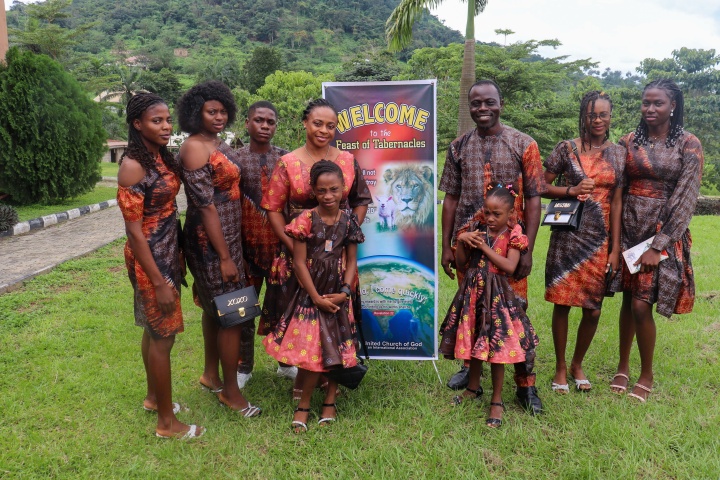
xmin=431 ymin=360 xmax=442 ymax=385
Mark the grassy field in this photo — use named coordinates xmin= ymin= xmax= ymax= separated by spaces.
xmin=0 ymin=217 xmax=719 ymax=479
xmin=100 ymin=162 xmax=120 ymax=178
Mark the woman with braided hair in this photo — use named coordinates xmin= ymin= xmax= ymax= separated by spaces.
xmin=542 ymin=91 xmax=626 ymax=394
xmin=609 ymin=79 xmax=704 ymax=401
xmin=117 ymin=93 xmax=204 ymax=439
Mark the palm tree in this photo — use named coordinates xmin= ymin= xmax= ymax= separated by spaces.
xmin=386 ymin=0 xmax=488 ymax=136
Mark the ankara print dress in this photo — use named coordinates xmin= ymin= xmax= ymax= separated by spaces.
xmin=263 ymin=209 xmax=365 ymax=372
xmin=258 ymin=151 xmax=371 ymax=334
xmin=612 ymin=132 xmax=703 ymax=318
xmin=544 ymin=141 xmax=626 ymax=310
xmin=118 ymin=154 xmax=183 ymax=338
xmin=439 ymin=222 xmax=539 ymax=364
xmin=181 ymin=142 xmax=247 ymax=319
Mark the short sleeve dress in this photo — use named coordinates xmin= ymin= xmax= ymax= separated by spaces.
xmin=118 ymin=154 xmax=184 ymax=338
xmin=258 ymin=151 xmax=371 ymax=334
xmin=543 ymin=141 xmax=626 ymax=310
xmin=181 ymin=142 xmax=247 ymax=319
xmin=262 ymin=209 xmax=366 ymax=372
xmin=439 ymin=220 xmax=539 ymax=364
xmin=612 ymin=131 xmax=703 ymax=318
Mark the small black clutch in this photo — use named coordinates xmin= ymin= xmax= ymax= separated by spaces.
xmin=213 ymin=285 xmax=260 ymax=328
xmin=323 ymin=359 xmax=368 ymax=390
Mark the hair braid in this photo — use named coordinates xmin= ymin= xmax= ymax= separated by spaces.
xmin=309 ymin=159 xmax=344 ymax=187
xmin=633 ymin=78 xmax=685 ymax=148
xmin=579 ymin=90 xmax=613 ymax=152
xmin=302 ymin=98 xmax=336 ymax=121
xmin=485 ymin=179 xmax=516 ymax=209
xmin=120 ymin=93 xmax=180 ymax=176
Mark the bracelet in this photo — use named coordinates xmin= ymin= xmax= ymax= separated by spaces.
xmin=339 ymin=285 xmax=352 ymax=299
xmin=566 ymin=186 xmax=572 ymax=196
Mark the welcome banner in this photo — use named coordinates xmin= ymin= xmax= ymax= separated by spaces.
xmin=323 ymin=81 xmax=438 ymax=360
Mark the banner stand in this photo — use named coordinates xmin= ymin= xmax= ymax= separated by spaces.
xmin=431 ymin=360 xmax=442 ymax=385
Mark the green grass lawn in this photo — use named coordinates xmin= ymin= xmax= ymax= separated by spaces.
xmin=2 ymin=186 xmax=118 ymax=222
xmin=100 ymin=162 xmax=120 ymax=178
xmin=0 ymin=217 xmax=719 ymax=478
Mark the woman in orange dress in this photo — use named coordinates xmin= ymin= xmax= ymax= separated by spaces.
xmin=542 ymin=91 xmax=625 ymax=394
xmin=261 ymin=98 xmax=371 ymax=399
xmin=118 ymin=93 xmax=204 ymax=438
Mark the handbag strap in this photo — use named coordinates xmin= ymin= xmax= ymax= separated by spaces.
xmin=567 ymin=140 xmax=587 ymax=178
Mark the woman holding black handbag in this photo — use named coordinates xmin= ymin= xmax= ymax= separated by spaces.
xmin=542 ymin=91 xmax=626 ymax=394
xmin=177 ymin=81 xmax=261 ymax=417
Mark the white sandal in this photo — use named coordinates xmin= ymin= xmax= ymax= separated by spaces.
xmin=610 ymin=373 xmax=630 ymax=394
xmin=573 ymin=378 xmax=592 ymax=392
xmin=628 ymin=383 xmax=652 ymax=403
xmin=143 ymin=402 xmax=181 ymax=414
xmin=155 ymin=424 xmax=205 ymax=439
xmin=551 ymin=382 xmax=569 ymax=394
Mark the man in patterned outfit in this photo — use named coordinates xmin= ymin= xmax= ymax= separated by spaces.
xmin=236 ymin=101 xmax=294 ymax=388
xmin=439 ymin=80 xmax=547 ymax=414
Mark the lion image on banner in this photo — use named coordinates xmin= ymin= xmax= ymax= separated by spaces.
xmin=382 ymin=164 xmax=433 ymax=230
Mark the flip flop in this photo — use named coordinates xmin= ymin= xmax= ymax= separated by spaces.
xmin=155 ymin=424 xmax=205 ymax=439
xmin=573 ymin=379 xmax=592 ymax=392
xmin=143 ymin=402 xmax=181 ymax=414
xmin=610 ymin=373 xmax=630 ymax=394
xmin=200 ymin=379 xmax=223 ymax=393
xmin=551 ymin=382 xmax=569 ymax=394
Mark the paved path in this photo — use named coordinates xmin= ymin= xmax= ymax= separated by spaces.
xmin=0 ymin=190 xmax=187 ymax=294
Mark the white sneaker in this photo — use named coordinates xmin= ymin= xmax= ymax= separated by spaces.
xmin=276 ymin=365 xmax=298 ymax=380
xmin=236 ymin=372 xmax=252 ymax=389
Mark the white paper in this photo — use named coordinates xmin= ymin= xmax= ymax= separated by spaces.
xmin=622 ymin=236 xmax=669 ymax=274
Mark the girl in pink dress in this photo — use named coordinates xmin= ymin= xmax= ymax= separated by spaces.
xmin=439 ymin=183 xmax=539 ymax=428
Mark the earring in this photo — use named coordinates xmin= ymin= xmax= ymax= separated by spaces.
xmin=670 ymin=110 xmax=674 ymax=117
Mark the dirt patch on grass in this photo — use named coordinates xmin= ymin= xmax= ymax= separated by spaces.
xmin=699 ymin=291 xmax=720 ymax=301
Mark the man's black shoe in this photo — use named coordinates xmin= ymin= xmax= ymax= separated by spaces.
xmin=516 ymin=386 xmax=543 ymax=415
xmin=447 ymin=365 xmax=469 ymax=390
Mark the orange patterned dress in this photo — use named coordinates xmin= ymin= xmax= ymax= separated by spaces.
xmin=118 ymin=154 xmax=183 ymax=338
xmin=543 ymin=141 xmax=626 ymax=310
xmin=439 ymin=221 xmax=538 ymax=364
xmin=181 ymin=142 xmax=247 ymax=318
xmin=262 ymin=209 xmax=365 ymax=371
xmin=258 ymin=151 xmax=371 ymax=334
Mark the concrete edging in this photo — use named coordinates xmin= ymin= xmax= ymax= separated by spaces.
xmin=0 ymin=199 xmax=118 ymax=238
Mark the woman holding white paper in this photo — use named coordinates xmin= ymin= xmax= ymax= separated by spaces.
xmin=610 ymin=79 xmax=704 ymax=401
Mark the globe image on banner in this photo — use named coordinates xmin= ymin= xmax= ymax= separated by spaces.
xmin=358 ymin=256 xmax=436 ymax=358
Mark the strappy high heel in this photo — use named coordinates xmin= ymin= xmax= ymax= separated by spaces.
xmin=318 ymin=403 xmax=337 ymax=426
xmin=291 ymin=407 xmax=310 ymax=433
xmin=451 ymin=386 xmax=483 ymax=405
xmin=486 ymin=402 xmax=505 ymax=428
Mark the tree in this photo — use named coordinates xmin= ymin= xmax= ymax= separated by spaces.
xmin=0 ymin=48 xmax=105 ymax=205
xmin=143 ymin=68 xmax=182 ymax=105
xmin=494 ymin=28 xmax=513 ymax=45
xmin=194 ymin=56 xmax=243 ymax=89
xmin=336 ymin=51 xmax=401 ymax=82
xmin=9 ymin=0 xmax=95 ymax=61
xmin=242 ymin=45 xmax=283 ymax=94
xmin=387 ymin=0 xmax=488 ymax=136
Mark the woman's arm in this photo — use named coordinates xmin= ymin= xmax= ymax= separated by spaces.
xmin=268 ymin=211 xmax=293 ymax=252
xmin=608 ymin=185 xmax=623 ymax=274
xmin=542 ymin=171 xmax=595 ymax=199
xmin=292 ymin=239 xmax=338 ymax=313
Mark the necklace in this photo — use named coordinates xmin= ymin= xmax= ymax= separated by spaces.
xmin=304 ymin=145 xmax=331 ymax=163
xmin=200 ymin=132 xmax=219 ymax=144
xmin=317 ymin=208 xmax=341 ymax=252
xmin=591 ymin=142 xmax=605 ymax=149
xmin=486 ymin=226 xmax=508 ymax=249
xmin=648 ymin=129 xmax=669 ymax=149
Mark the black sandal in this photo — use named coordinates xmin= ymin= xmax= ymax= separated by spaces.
xmin=318 ymin=403 xmax=337 ymax=426
xmin=486 ymin=402 xmax=505 ymax=428
xmin=451 ymin=386 xmax=483 ymax=406
xmin=291 ymin=407 xmax=310 ymax=433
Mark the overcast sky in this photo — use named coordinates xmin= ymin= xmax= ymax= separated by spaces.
xmin=431 ymin=0 xmax=720 ymax=74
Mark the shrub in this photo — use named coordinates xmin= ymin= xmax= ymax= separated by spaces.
xmin=0 ymin=48 xmax=106 ymax=205
xmin=0 ymin=204 xmax=19 ymax=232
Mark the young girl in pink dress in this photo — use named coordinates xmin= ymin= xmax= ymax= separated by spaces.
xmin=439 ymin=183 xmax=539 ymax=428
xmin=263 ymin=160 xmax=365 ymax=432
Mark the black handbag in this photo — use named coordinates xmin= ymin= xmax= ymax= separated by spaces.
xmin=213 ymin=283 xmax=260 ymax=328
xmin=324 ymin=301 xmax=370 ymax=390
xmin=542 ymin=141 xmax=587 ymax=231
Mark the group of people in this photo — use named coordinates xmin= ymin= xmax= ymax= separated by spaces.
xmin=118 ymin=76 xmax=703 ymax=438
xmin=439 ymin=78 xmax=703 ymax=428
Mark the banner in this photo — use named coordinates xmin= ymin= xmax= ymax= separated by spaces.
xmin=323 ymin=81 xmax=438 ymax=360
